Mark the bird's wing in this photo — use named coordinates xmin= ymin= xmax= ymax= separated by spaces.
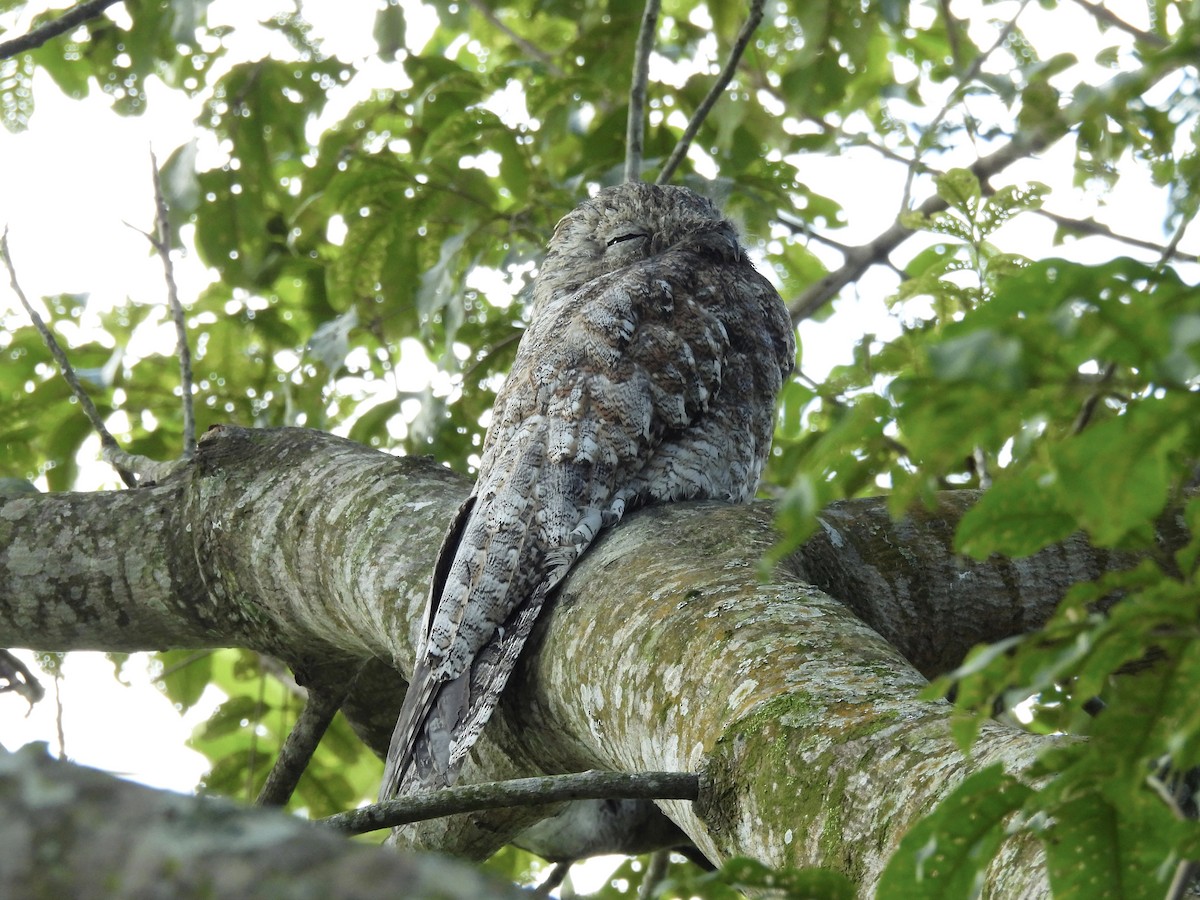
xmin=378 ymin=493 xmax=475 ymax=799
xmin=380 ymin=249 xmax=736 ymax=798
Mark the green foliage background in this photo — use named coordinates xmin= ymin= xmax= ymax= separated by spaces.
xmin=2 ymin=0 xmax=1200 ymax=895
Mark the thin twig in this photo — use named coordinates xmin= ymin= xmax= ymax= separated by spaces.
xmin=1068 ymin=0 xmax=1167 ymax=47
xmin=900 ymin=0 xmax=1032 ymax=213
xmin=148 ymin=150 xmax=197 ymax=457
xmin=533 ymin=862 xmax=572 ymax=897
xmin=639 ymin=849 xmax=671 ymax=899
xmin=624 ymin=0 xmax=661 ymax=183
xmin=53 ymin=672 xmax=66 ymax=759
xmin=1 ymin=229 xmax=136 ymax=487
xmin=465 ymin=0 xmax=563 ymax=75
xmin=0 ymin=0 xmax=125 ymax=60
xmin=322 ymin=770 xmax=699 ymax=835
xmin=1033 ymin=208 xmax=1200 ymax=262
xmin=657 ymin=0 xmax=765 ymax=185
xmin=1071 ymin=362 xmax=1117 ymax=434
xmin=1156 ymin=206 xmax=1195 ymax=269
xmin=256 ymin=671 xmax=359 ymax=807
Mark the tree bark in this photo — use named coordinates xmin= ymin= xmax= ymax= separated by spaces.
xmin=0 ymin=743 xmax=525 ymax=899
xmin=3 ymin=425 xmax=1158 ymax=893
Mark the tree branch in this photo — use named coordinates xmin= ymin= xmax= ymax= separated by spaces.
xmin=322 ymin=770 xmax=699 ymax=835
xmin=624 ymin=0 xmax=660 ymax=183
xmin=149 ymin=150 xmax=197 ymax=457
xmin=657 ymin=0 xmax=764 ymax=186
xmin=900 ymin=0 xmax=1032 ymax=213
xmin=256 ymin=670 xmax=360 ymax=808
xmin=465 ymin=0 xmax=563 ymax=75
xmin=1033 ymin=208 xmax=1200 ymax=262
xmin=0 ymin=0 xmax=125 ymax=60
xmin=1068 ymin=0 xmax=1167 ymax=47
xmin=2 ymin=428 xmax=1180 ymax=882
xmin=788 ymin=54 xmax=1188 ymax=322
xmin=0 ymin=229 xmax=136 ymax=487
xmin=0 ymin=743 xmax=527 ymax=899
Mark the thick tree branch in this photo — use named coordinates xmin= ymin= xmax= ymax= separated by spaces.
xmin=0 ymin=0 xmax=124 ymax=60
xmin=0 ymin=743 xmax=525 ymax=898
xmin=2 ymin=426 xmax=1179 ymax=889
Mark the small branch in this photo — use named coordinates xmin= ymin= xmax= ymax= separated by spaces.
xmin=533 ymin=862 xmax=572 ymax=897
xmin=900 ymin=1 xmax=1031 ymax=212
xmin=656 ymin=0 xmax=765 ymax=185
xmin=0 ymin=0 xmax=125 ymax=60
xmin=256 ymin=673 xmax=358 ymax=808
xmin=1071 ymin=361 xmax=1117 ymax=434
xmin=938 ymin=0 xmax=965 ymax=73
xmin=624 ymin=0 xmax=661 ymax=183
xmin=321 ymin=770 xmax=700 ymax=836
xmin=1157 ymin=205 xmax=1195 ymax=269
xmin=1 ymin=229 xmax=136 ymax=488
xmin=0 ymin=650 xmax=45 ymax=708
xmin=148 ymin=150 xmax=197 ymax=457
xmin=639 ymin=849 xmax=671 ymax=899
xmin=100 ymin=446 xmax=186 ymax=484
xmin=1068 ymin=0 xmax=1167 ymax=47
xmin=465 ymin=0 xmax=563 ymax=76
xmin=1034 ymin=208 xmax=1200 ymax=262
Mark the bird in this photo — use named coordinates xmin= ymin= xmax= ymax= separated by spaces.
xmin=380 ymin=181 xmax=795 ymax=799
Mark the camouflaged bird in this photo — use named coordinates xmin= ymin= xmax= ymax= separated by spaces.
xmin=380 ymin=182 xmax=795 ymax=799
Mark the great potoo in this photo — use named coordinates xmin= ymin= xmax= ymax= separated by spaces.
xmin=380 ymin=182 xmax=795 ymax=799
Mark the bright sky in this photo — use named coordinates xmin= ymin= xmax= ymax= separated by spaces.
xmin=1 ymin=3 xmax=1197 ymax=886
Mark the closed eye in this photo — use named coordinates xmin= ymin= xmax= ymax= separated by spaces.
xmin=606 ymin=232 xmax=649 ymax=247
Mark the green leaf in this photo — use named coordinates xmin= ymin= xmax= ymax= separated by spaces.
xmin=877 ymin=765 xmax=1032 ymax=898
xmin=155 ymin=650 xmax=214 ymax=713
xmin=955 ymin=469 xmax=1076 ymax=558
xmin=1043 ymin=791 xmax=1176 ymax=900
xmin=1050 ymin=407 xmax=1188 ymax=547
xmin=373 ymin=0 xmax=406 ymax=60
xmin=927 ymin=329 xmax=1025 ymax=389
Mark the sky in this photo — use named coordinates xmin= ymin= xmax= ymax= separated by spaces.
xmin=1 ymin=0 xmax=1197 ymax=882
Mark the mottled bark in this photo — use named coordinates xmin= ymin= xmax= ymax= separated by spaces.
xmin=0 ymin=425 xmax=1160 ymax=893
xmin=795 ymin=494 xmax=1155 ymax=677
xmin=0 ymin=743 xmax=524 ymax=899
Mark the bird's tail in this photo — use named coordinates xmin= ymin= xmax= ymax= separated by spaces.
xmin=378 ymin=581 xmax=552 ymax=801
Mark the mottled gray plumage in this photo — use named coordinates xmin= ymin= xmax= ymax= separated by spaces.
xmin=380 ymin=183 xmax=794 ymax=799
